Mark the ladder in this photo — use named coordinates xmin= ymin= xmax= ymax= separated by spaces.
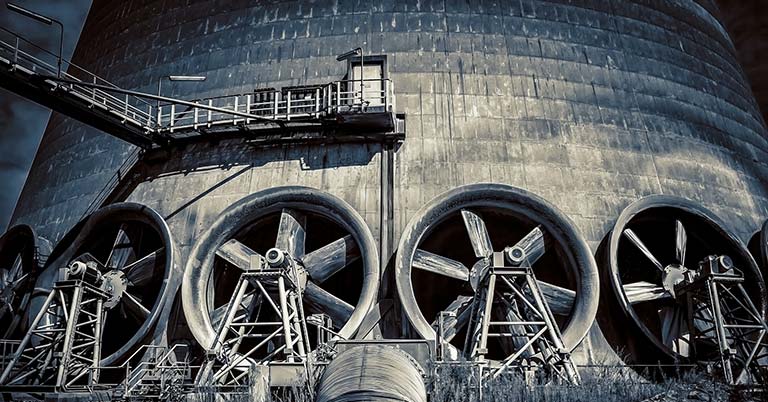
xmin=463 ymin=252 xmax=580 ymax=384
xmin=195 ymin=252 xmax=311 ymax=390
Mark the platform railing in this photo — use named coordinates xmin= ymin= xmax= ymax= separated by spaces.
xmin=0 ymin=27 xmax=156 ymax=131
xmin=123 ymin=344 xmax=192 ymax=397
xmin=155 ymin=78 xmax=394 ymax=133
xmin=0 ymin=340 xmax=20 ymax=375
xmin=1 ymin=27 xmax=398 ymax=143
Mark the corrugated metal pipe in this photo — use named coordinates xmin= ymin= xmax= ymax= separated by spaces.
xmin=316 ymin=344 xmax=428 ymax=402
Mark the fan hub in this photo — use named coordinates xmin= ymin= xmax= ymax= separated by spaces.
xmin=662 ymin=264 xmax=688 ymax=298
xmin=0 ymin=287 xmax=12 ymax=311
xmin=101 ymin=270 xmax=129 ymax=309
xmin=0 ymin=272 xmax=14 ymax=303
xmin=469 ymin=259 xmax=490 ymax=291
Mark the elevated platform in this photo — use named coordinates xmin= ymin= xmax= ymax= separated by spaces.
xmin=0 ymin=27 xmax=404 ymax=150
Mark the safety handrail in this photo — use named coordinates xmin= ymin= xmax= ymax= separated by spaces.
xmin=0 ymin=27 xmax=155 ymax=128
xmin=0 ymin=26 xmax=398 ymax=145
xmin=123 ymin=344 xmax=191 ymax=395
xmin=156 ymin=78 xmax=395 ymax=132
xmin=0 ymin=340 xmax=21 ymax=373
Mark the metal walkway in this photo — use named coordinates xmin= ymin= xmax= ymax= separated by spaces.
xmin=0 ymin=27 xmax=401 ymax=149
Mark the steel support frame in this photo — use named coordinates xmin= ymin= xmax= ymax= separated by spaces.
xmin=463 ymin=264 xmax=579 ymax=384
xmin=0 ymin=280 xmax=106 ymax=391
xmin=682 ymin=273 xmax=768 ymax=384
xmin=195 ymin=268 xmax=311 ymax=389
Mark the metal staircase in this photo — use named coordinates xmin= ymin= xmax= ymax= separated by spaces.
xmin=123 ymin=344 xmax=192 ymax=400
xmin=0 ymin=27 xmax=401 ymax=150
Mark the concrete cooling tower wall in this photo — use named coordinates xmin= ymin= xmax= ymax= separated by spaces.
xmin=4 ymin=0 xmax=768 ymax=389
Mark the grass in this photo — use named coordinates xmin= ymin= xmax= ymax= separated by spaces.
xmin=429 ymin=363 xmax=732 ymax=402
xmin=180 ymin=362 xmax=758 ymax=402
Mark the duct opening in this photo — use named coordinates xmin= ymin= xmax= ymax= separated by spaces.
xmin=599 ymin=196 xmax=767 ymax=372
xmin=412 ymin=207 xmax=577 ymax=360
xmin=209 ymin=211 xmax=364 ymax=354
xmin=182 ymin=186 xmax=380 ymax=370
xmin=396 ymin=183 xmax=600 ymax=364
xmin=29 ymin=203 xmax=178 ymax=368
xmin=74 ymin=221 xmax=165 ymax=360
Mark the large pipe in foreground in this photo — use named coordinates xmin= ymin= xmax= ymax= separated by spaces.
xmin=316 ymin=344 xmax=427 ymax=402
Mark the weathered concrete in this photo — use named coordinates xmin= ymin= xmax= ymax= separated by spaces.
xmin=9 ymin=0 xmax=768 ymax=354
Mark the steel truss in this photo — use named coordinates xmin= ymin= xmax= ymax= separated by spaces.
xmin=678 ymin=256 xmax=768 ymax=384
xmin=464 ymin=252 xmax=579 ymax=384
xmin=196 ymin=261 xmax=311 ymax=389
xmin=0 ymin=279 xmax=105 ymax=391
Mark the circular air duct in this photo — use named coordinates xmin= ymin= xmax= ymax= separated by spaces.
xmin=598 ymin=195 xmax=766 ymax=368
xmin=748 ymin=219 xmax=768 ymax=276
xmin=395 ymin=183 xmax=600 ymax=362
xmin=316 ymin=344 xmax=427 ymax=402
xmin=0 ymin=224 xmax=51 ymax=338
xmin=32 ymin=202 xmax=179 ymax=366
xmin=182 ymin=186 xmax=379 ymax=356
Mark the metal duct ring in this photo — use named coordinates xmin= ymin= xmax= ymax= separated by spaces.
xmin=395 ymin=183 xmax=600 ymax=358
xmin=316 ymin=344 xmax=427 ymax=402
xmin=182 ymin=186 xmax=379 ymax=352
xmin=600 ymin=195 xmax=766 ymax=364
xmin=32 ymin=202 xmax=178 ymax=366
xmin=0 ymin=224 xmax=51 ymax=338
xmin=748 ymin=219 xmax=768 ymax=277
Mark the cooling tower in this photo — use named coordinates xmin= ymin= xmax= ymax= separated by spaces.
xmin=4 ymin=0 xmax=768 ymax=391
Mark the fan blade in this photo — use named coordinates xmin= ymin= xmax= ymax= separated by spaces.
xmin=210 ymin=304 xmax=228 ymax=328
xmin=122 ymin=292 xmax=150 ymax=322
xmin=413 ymin=249 xmax=469 ymax=281
xmin=623 ymin=281 xmax=672 ymax=304
xmin=9 ymin=273 xmax=29 ymax=289
xmin=8 ymin=255 xmax=22 ymax=282
xmin=275 ymin=209 xmax=306 ymax=258
xmin=107 ymin=224 xmax=134 ymax=270
xmin=123 ymin=248 xmax=164 ymax=287
xmin=675 ymin=220 xmax=687 ymax=266
xmin=495 ymin=303 xmax=532 ymax=357
xmin=216 ymin=239 xmax=263 ymax=271
xmin=537 ymin=281 xmax=575 ymax=315
xmin=507 ymin=226 xmax=546 ymax=266
xmin=304 ymin=281 xmax=353 ymax=328
xmin=659 ymin=306 xmax=688 ymax=355
xmin=0 ymin=269 xmax=8 ymax=288
xmin=623 ymin=229 xmax=664 ymax=272
xmin=210 ymin=293 xmax=256 ymax=327
xmin=692 ymin=303 xmax=734 ymax=346
xmin=431 ymin=295 xmax=473 ymax=342
xmin=461 ymin=210 xmax=493 ymax=258
xmin=302 ymin=235 xmax=360 ymax=283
